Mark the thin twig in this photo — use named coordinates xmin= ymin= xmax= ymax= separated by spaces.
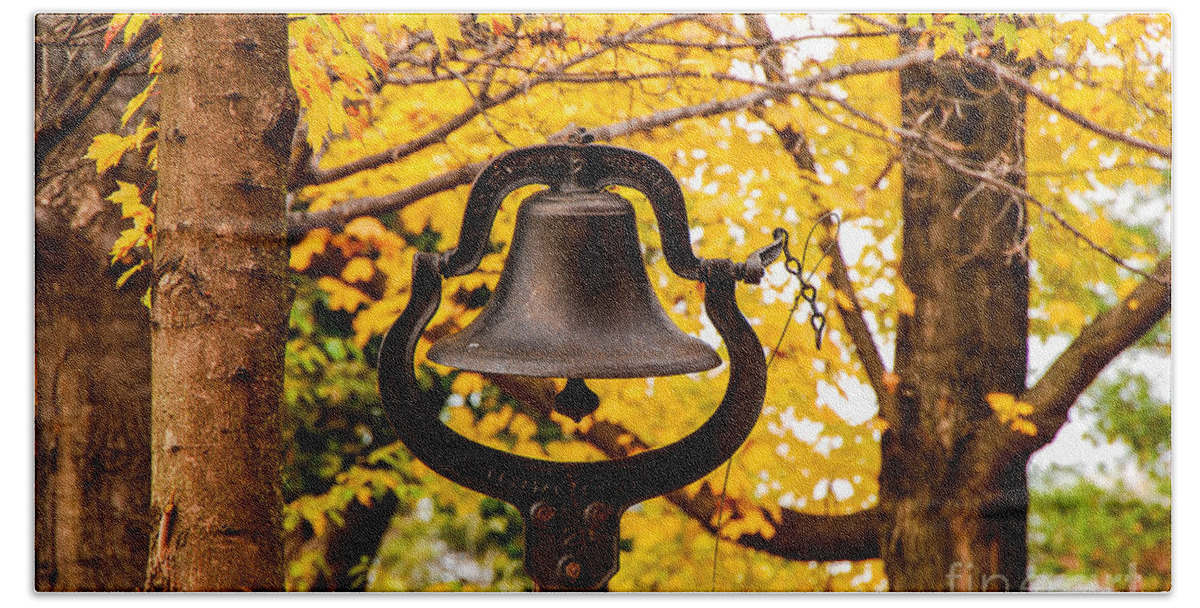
xmin=960 ymin=53 xmax=1171 ymax=159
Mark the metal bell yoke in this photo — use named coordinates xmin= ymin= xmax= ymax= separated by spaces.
xmin=377 ymin=142 xmax=785 ymax=590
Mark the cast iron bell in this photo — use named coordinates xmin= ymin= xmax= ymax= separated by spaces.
xmin=427 ymin=184 xmax=721 ymax=379
xmin=377 ymin=141 xmax=786 ymax=591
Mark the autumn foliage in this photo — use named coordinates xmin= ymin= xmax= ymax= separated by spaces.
xmin=71 ymin=13 xmax=1171 ymax=591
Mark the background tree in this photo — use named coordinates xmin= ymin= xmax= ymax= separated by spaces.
xmin=34 ymin=14 xmax=157 ymax=591
xmin=39 ymin=12 xmax=1171 ymax=591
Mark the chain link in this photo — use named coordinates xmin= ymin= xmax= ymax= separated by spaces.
xmin=768 ymin=211 xmax=840 ymax=358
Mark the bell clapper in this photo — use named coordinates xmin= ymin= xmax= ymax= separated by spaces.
xmin=554 ymin=377 xmax=600 ymax=422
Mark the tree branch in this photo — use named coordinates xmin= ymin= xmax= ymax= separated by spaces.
xmin=299 ymin=15 xmax=700 ymax=187
xmin=743 ymin=14 xmax=890 ymax=413
xmin=286 ymin=161 xmax=485 ymax=240
xmin=287 ymin=48 xmax=938 ymax=237
xmin=1011 ymin=255 xmax=1171 ymax=456
xmin=587 ymin=49 xmax=935 ymax=143
xmin=805 ymin=87 xmax=1168 ymax=286
xmin=35 ymin=18 xmax=161 ymax=175
xmin=484 ymin=375 xmax=883 ymax=562
xmin=824 ymin=230 xmax=894 ymax=421
xmin=960 ymin=52 xmax=1171 ymax=160
xmin=582 ymin=419 xmax=882 ymax=562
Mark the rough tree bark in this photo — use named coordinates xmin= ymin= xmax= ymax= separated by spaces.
xmin=879 ymin=29 xmax=1034 ymax=591
xmin=35 ymin=144 xmax=154 ymax=593
xmin=35 ymin=14 xmax=155 ymax=590
xmin=145 ymin=14 xmax=296 ymax=591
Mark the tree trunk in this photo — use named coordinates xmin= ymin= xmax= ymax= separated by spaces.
xmin=146 ymin=15 xmax=295 ymax=591
xmin=880 ymin=32 xmax=1033 ymax=591
xmin=35 ymin=14 xmax=154 ymax=589
xmin=35 ymin=165 xmax=154 ymax=591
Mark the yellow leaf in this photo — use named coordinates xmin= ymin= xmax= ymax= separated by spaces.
xmin=569 ymin=15 xmax=605 ymax=42
xmin=476 ymin=406 xmax=513 ymax=438
xmin=985 ymin=392 xmax=1037 ymax=436
xmin=445 ymin=404 xmax=475 ymax=433
xmin=985 ymin=392 xmax=1016 ymax=416
xmin=316 ymin=276 xmax=370 ymax=312
xmin=512 ymin=439 xmax=546 ymax=458
xmin=509 ymin=414 xmax=538 ymax=442
xmin=132 ymin=118 xmax=157 ymax=151
xmin=309 ymin=510 xmax=327 ymax=538
xmin=147 ymin=39 xmax=163 ymax=74
xmin=116 ymin=260 xmax=147 ymax=288
xmin=86 ymin=133 xmax=134 ymax=174
xmin=106 ymin=180 xmax=143 ymax=211
xmin=110 ymin=227 xmax=144 ymax=263
xmin=124 ymin=14 xmax=150 ymax=44
xmin=450 ymin=371 xmax=484 ymax=396
xmin=1012 ymin=419 xmax=1038 ymax=437
xmin=549 ymin=411 xmax=579 ymax=436
xmin=341 ymin=257 xmax=375 ymax=284
xmin=361 ymin=29 xmax=390 ymax=71
xmin=427 ymin=16 xmax=462 ymax=52
xmin=834 ymin=289 xmax=856 ymax=311
xmin=896 ymin=280 xmax=916 ymax=316
xmin=104 ymin=15 xmax=129 ymax=51
xmin=121 ymin=76 xmax=157 ymax=127
xmin=290 ymin=228 xmax=331 ymax=271
xmin=1127 ymin=299 xmax=1140 ymax=311
xmin=760 ymin=103 xmax=795 ymax=129
xmin=344 ymin=216 xmax=388 ymax=243
xmin=355 ymin=486 xmax=373 ymax=506
xmin=1016 ymin=28 xmax=1051 ymax=61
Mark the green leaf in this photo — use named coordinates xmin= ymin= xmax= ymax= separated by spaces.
xmin=949 ymin=15 xmax=981 ymax=39
xmin=994 ymin=21 xmax=1018 ymax=53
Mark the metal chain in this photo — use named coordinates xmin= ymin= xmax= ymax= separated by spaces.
xmin=711 ymin=211 xmax=840 ymax=591
xmin=771 ymin=211 xmax=840 ymax=357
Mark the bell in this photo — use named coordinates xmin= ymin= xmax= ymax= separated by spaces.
xmin=427 ymin=185 xmax=721 ymax=379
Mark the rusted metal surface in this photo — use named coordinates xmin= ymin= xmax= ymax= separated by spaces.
xmin=427 ymin=186 xmax=720 ymax=379
xmin=376 ymin=142 xmax=779 ymax=591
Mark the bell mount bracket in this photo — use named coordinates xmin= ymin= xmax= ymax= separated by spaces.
xmin=377 ymin=142 xmax=783 ymax=591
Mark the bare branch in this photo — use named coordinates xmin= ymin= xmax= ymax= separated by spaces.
xmin=35 ymin=18 xmax=161 ymax=174
xmin=825 ymin=230 xmax=894 ymax=420
xmin=290 ymin=49 xmax=938 ymax=235
xmin=287 ymin=161 xmax=485 ymax=240
xmin=585 ymin=49 xmax=934 ymax=143
xmin=928 ymin=148 xmax=1168 ymax=285
xmin=626 ymin=30 xmax=892 ymax=50
xmin=743 ymin=14 xmax=890 ymax=411
xmin=582 ymin=419 xmax=882 ymax=563
xmin=960 ymin=53 xmax=1171 ymax=159
xmin=1033 ymin=56 xmax=1170 ymax=117
xmin=807 ymin=88 xmax=1168 ymax=286
xmin=1010 ymin=255 xmax=1170 ymax=456
xmin=300 ymin=14 xmax=701 ymax=187
xmin=303 ymin=28 xmax=934 ymax=187
xmin=475 ymin=374 xmax=884 ymax=563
